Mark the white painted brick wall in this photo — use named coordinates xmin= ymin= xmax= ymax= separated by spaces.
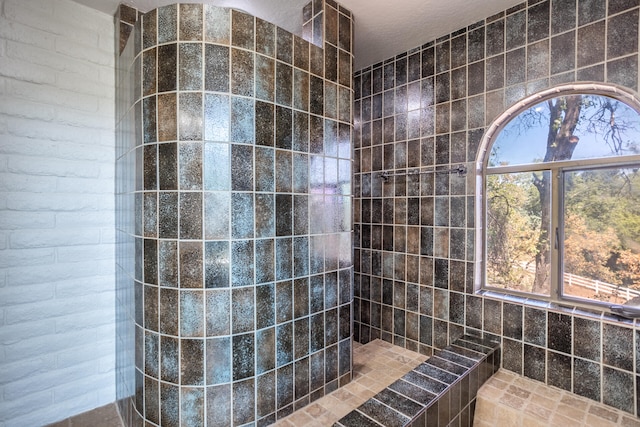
xmin=0 ymin=0 xmax=116 ymax=425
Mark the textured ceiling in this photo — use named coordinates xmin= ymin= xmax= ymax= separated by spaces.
xmin=73 ymin=0 xmax=524 ymax=70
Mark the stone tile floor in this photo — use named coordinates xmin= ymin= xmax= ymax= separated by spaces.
xmin=474 ymin=369 xmax=640 ymax=427
xmin=273 ymin=340 xmax=428 ymax=426
xmin=46 ymin=339 xmax=426 ymax=427
xmin=46 ymin=402 xmax=123 ymax=427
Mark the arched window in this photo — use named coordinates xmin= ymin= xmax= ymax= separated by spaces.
xmin=477 ymin=84 xmax=640 ymax=313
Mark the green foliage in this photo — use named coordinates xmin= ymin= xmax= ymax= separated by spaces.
xmin=486 ymin=173 xmax=544 ymax=292
xmin=564 ymin=168 xmax=640 ymax=288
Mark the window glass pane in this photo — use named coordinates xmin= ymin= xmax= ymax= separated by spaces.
xmin=486 ymin=171 xmax=551 ymax=296
xmin=489 ymin=95 xmax=640 ymax=168
xmin=563 ymin=167 xmax=640 ymax=303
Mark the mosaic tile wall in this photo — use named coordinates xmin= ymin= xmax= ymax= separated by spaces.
xmin=115 ymin=1 xmax=354 ymax=425
xmin=353 ymin=0 xmax=640 ymax=418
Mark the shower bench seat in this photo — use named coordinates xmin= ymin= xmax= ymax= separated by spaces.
xmin=334 ymin=335 xmax=500 ymax=427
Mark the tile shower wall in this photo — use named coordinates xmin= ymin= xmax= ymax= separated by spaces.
xmin=116 ymin=1 xmax=354 ymax=426
xmin=353 ymin=0 xmax=640 ymax=418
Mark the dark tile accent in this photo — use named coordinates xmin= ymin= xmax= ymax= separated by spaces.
xmin=551 ymin=0 xmax=575 ymax=34
xmin=523 ymin=344 xmax=546 ymax=382
xmin=551 ymin=31 xmax=575 ymax=75
xmin=502 ymin=338 xmax=523 ymax=375
xmin=277 ymin=363 xmax=294 ymax=410
xmin=608 ymin=55 xmax=639 ymax=91
xmin=547 ymin=350 xmax=571 ymax=391
xmin=548 ymin=312 xmax=572 ymax=354
xmin=485 ymin=20 xmax=504 ymax=58
xmin=143 ymin=97 xmax=157 ymax=144
xmin=256 ymin=18 xmax=275 ymax=57
xmin=179 ymin=4 xmax=202 ymax=41
xmin=578 ymin=0 xmax=606 ymax=25
xmin=528 ymin=0 xmax=550 ymax=43
xmin=204 ymin=44 xmax=229 ymax=93
xmin=206 ymin=384 xmax=231 ymax=426
xmin=577 ymin=20 xmax=606 ymax=68
xmin=527 ymin=39 xmax=549 ymax=81
xmin=277 ymin=27 xmax=293 ymax=64
xmin=179 ymin=242 xmax=202 ymax=288
xmin=160 ymin=382 xmax=179 ymax=427
xmin=573 ymin=316 xmax=600 ymax=362
xmin=158 ymin=43 xmax=177 ymax=93
xmin=256 ymin=327 xmax=276 ymax=374
xmin=157 ymin=93 xmax=177 ymax=141
xmin=141 ymin=9 xmax=156 ymax=49
xmin=179 ymin=192 xmax=202 ymax=239
xmin=374 ymin=388 xmax=423 ymax=419
xmin=231 ymin=144 xmax=254 ymax=191
xmin=232 ymin=333 xmax=255 ymax=381
xmin=523 ymin=306 xmax=546 ymax=346
xmin=573 ymin=357 xmax=601 ymax=402
xmin=337 ymin=410 xmax=383 ymax=426
xmin=231 ymin=48 xmax=254 ymax=97
xmin=256 ymin=283 xmax=275 ymax=330
xmin=231 ymin=10 xmax=254 ymax=49
xmin=159 ymin=288 xmax=179 ymax=336
xmin=358 ymin=399 xmax=409 ymax=427
xmin=256 ymin=371 xmax=276 ymax=418
xmin=603 ymin=366 xmax=634 ymax=413
xmin=603 ymin=323 xmax=633 ymax=372
xmin=178 ymin=143 xmax=202 ymax=190
xmin=503 ymin=303 xmax=523 ymax=340
xmin=255 ymin=101 xmax=274 ymax=147
xmin=180 ymin=339 xmax=204 ymax=385
xmin=256 ymin=55 xmax=276 ymax=102
xmin=233 ymin=379 xmax=256 ymax=424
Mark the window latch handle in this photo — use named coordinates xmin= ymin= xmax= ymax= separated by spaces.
xmin=555 ymin=227 xmax=559 ymax=249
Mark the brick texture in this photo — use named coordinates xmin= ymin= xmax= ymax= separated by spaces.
xmin=0 ymin=0 xmax=116 ymax=426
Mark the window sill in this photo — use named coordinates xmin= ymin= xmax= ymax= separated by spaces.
xmin=477 ymin=289 xmax=637 ymax=326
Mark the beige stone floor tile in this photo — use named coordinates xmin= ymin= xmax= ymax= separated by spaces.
xmin=478 ymin=383 xmax=505 ymax=401
xmin=588 ymin=403 xmax=621 ymax=423
xmin=524 ymin=402 xmax=553 ymax=422
xmin=622 ymin=415 xmax=640 ymax=427
xmin=46 ymin=403 xmax=123 ymax=427
xmin=560 ymin=394 xmax=589 ymax=412
xmin=529 ymin=393 xmax=557 ymax=411
xmin=556 ymin=403 xmax=587 ymax=422
xmin=585 ymin=414 xmax=618 ymax=427
xmin=549 ymin=413 xmax=582 ymax=427
xmin=286 ymin=410 xmax=316 ymax=426
xmin=302 ymin=402 xmax=329 ymax=420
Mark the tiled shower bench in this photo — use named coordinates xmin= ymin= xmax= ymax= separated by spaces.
xmin=334 ymin=335 xmax=501 ymax=427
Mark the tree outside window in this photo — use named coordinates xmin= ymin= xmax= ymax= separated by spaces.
xmin=482 ymin=86 xmax=640 ymax=308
